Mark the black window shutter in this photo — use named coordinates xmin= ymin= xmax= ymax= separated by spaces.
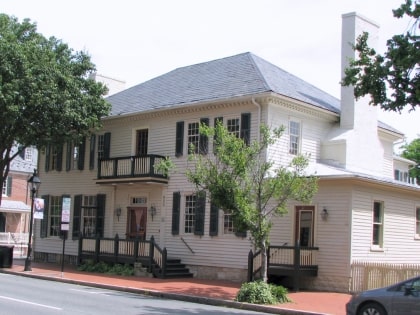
xmin=194 ymin=191 xmax=206 ymax=235
xmin=66 ymin=142 xmax=72 ymax=171
xmin=209 ymin=202 xmax=219 ymax=236
xmin=171 ymin=192 xmax=181 ymax=235
xmin=72 ymin=195 xmax=82 ymax=239
xmin=199 ymin=118 xmax=209 ymax=155
xmin=175 ymin=122 xmax=184 ymax=157
xmin=240 ymin=113 xmax=251 ymax=146
xmin=103 ymin=132 xmax=111 ymax=159
xmin=56 ymin=145 xmax=63 ymax=171
xmin=45 ymin=145 xmax=50 ymax=172
xmin=18 ymin=146 xmax=25 ymax=159
xmin=40 ymin=195 xmax=49 ymax=238
xmin=96 ymin=194 xmax=106 ymax=237
xmin=78 ymin=137 xmax=86 ymax=170
xmin=89 ymin=135 xmax=96 ymax=170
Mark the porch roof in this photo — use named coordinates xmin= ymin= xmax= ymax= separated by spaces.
xmin=0 ymin=200 xmax=30 ymax=213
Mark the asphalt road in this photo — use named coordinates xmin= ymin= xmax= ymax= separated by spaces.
xmin=0 ymin=273 xmax=272 ymax=315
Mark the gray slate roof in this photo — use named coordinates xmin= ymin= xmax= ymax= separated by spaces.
xmin=107 ymin=52 xmax=341 ymax=116
xmin=106 ymin=52 xmax=402 ymax=135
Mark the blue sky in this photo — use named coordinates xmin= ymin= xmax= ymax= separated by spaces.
xmin=1 ymin=0 xmax=418 ymax=143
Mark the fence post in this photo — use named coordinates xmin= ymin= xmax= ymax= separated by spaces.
xmin=134 ymin=236 xmax=139 ymax=263
xmin=247 ymin=250 xmax=254 ymax=282
xmin=114 ymin=234 xmax=119 ymax=264
xmin=293 ymin=240 xmax=301 ymax=292
xmin=77 ymin=236 xmax=83 ymax=265
xmin=95 ymin=234 xmax=100 ymax=263
xmin=162 ymin=248 xmax=167 ymax=278
xmin=148 ymin=236 xmax=155 ymax=273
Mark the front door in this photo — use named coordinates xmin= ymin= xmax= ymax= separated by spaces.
xmin=294 ymin=206 xmax=315 ymax=247
xmin=126 ymin=207 xmax=147 ymax=239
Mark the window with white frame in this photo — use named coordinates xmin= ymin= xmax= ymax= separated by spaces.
xmin=81 ymin=195 xmax=97 ymax=237
xmin=184 ymin=194 xmax=196 ymax=233
xmin=49 ymin=196 xmax=62 ymax=237
xmin=97 ymin=134 xmax=105 ymax=160
xmin=24 ymin=147 xmax=33 ymax=161
xmin=188 ymin=122 xmax=200 ymax=154
xmin=2 ymin=177 xmax=8 ymax=196
xmin=223 ymin=213 xmax=235 ymax=234
xmin=372 ymin=201 xmax=384 ymax=248
xmin=227 ymin=118 xmax=240 ymax=137
xmin=416 ymin=207 xmax=420 ymax=237
xmin=289 ymin=120 xmax=301 ymax=155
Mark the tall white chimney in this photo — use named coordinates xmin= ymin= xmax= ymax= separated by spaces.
xmin=340 ymin=12 xmax=379 ymax=131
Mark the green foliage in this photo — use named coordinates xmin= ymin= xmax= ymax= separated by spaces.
xmin=235 ymin=281 xmax=291 ymax=304
xmin=341 ymin=0 xmax=419 ymax=112
xmin=77 ymin=261 xmax=134 ymax=276
xmin=154 ymin=156 xmax=175 ymax=177
xmin=401 ymin=138 xmax=420 ymax=184
xmin=186 ymin=122 xmax=318 ymax=281
xmin=0 ymin=14 xmax=111 ymax=201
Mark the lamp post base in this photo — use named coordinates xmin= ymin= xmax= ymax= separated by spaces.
xmin=24 ymin=258 xmax=32 ymax=271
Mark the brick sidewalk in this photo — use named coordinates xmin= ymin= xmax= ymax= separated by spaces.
xmin=1 ymin=259 xmax=350 ymax=315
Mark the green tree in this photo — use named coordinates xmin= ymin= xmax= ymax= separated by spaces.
xmin=341 ymin=0 xmax=419 ymax=112
xmin=0 ymin=14 xmax=111 ymax=203
xmin=401 ymin=138 xmax=420 ymax=184
xmin=186 ymin=122 xmax=318 ymax=282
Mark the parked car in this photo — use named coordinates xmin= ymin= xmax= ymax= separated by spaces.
xmin=346 ymin=276 xmax=420 ymax=315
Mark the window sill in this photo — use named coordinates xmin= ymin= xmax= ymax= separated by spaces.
xmin=370 ymin=246 xmax=384 ymax=252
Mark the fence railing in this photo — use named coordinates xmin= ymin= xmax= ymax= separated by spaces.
xmin=350 ymin=261 xmax=420 ymax=293
xmin=0 ymin=232 xmax=29 ymax=245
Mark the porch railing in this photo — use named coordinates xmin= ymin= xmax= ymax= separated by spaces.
xmin=97 ymin=154 xmax=169 ymax=180
xmin=78 ymin=235 xmax=167 ymax=277
xmin=248 ymin=241 xmax=319 ymax=291
xmin=0 ymin=232 xmax=29 ymax=245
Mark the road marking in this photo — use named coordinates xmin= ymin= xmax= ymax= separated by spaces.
xmin=0 ymin=295 xmax=62 ymax=310
xmin=69 ymin=288 xmax=111 ymax=295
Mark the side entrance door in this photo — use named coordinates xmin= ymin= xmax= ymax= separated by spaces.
xmin=294 ymin=206 xmax=315 ymax=247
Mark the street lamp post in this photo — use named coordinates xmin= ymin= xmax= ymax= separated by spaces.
xmin=24 ymin=169 xmax=41 ymax=272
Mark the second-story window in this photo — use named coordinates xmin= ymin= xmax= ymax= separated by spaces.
xmin=24 ymin=147 xmax=33 ymax=161
xmin=72 ymin=144 xmax=79 ymax=170
xmin=188 ymin=122 xmax=200 ymax=154
xmin=2 ymin=176 xmax=11 ymax=197
xmin=372 ymin=201 xmax=384 ymax=248
xmin=97 ymin=135 xmax=105 ymax=160
xmin=136 ymin=129 xmax=148 ymax=156
xmin=289 ymin=120 xmax=301 ymax=155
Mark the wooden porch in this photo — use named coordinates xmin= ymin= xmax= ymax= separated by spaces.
xmin=78 ymin=235 xmax=193 ymax=278
xmin=96 ymin=154 xmax=169 ymax=184
xmin=248 ymin=242 xmax=319 ymax=291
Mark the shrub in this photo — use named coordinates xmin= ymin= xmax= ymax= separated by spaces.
xmin=77 ymin=261 xmax=134 ymax=276
xmin=235 ymin=280 xmax=291 ymax=304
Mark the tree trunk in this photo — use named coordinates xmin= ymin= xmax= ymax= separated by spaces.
xmin=260 ymin=243 xmax=268 ymax=282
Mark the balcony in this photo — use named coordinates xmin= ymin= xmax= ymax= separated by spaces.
xmin=97 ymin=154 xmax=169 ymax=185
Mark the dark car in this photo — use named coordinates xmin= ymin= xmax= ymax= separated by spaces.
xmin=346 ymin=276 xmax=420 ymax=315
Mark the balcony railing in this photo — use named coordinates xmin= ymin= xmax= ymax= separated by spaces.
xmin=97 ymin=154 xmax=169 ymax=183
